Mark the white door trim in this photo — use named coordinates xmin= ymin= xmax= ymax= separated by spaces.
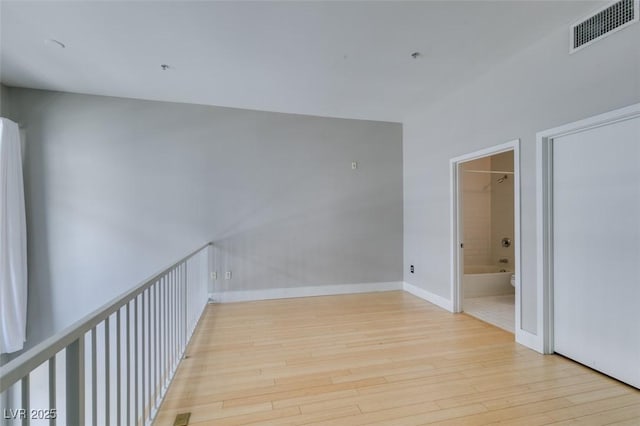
xmin=536 ymin=102 xmax=640 ymax=354
xmin=450 ymin=140 xmax=525 ymax=343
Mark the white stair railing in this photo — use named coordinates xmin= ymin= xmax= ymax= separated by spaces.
xmin=0 ymin=243 xmax=211 ymax=426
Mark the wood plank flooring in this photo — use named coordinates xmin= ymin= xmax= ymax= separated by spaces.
xmin=154 ymin=291 xmax=640 ymax=425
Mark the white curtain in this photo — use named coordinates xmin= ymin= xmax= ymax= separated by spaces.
xmin=0 ymin=118 xmax=27 ymax=354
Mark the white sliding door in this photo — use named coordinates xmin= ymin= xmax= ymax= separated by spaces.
xmin=552 ymin=115 xmax=640 ymax=388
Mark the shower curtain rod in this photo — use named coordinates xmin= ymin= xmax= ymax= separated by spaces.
xmin=464 ymin=170 xmax=514 ymax=174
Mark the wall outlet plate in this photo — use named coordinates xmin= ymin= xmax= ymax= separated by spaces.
xmin=211 ymin=272 xmax=217 ymax=280
xmin=225 ymin=271 xmax=232 ymax=280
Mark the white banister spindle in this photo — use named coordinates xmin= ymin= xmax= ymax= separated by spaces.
xmin=172 ymin=269 xmax=176 ymax=369
xmin=166 ymin=272 xmax=169 ymax=378
xmin=134 ymin=297 xmax=139 ymax=426
xmin=168 ymin=271 xmax=172 ymax=374
xmin=178 ymin=266 xmax=181 ymax=355
xmin=173 ymin=268 xmax=177 ymax=366
xmin=172 ymin=266 xmax=180 ymax=362
xmin=91 ymin=327 xmax=97 ymax=426
xmin=141 ymin=291 xmax=146 ymax=423
xmin=183 ymin=262 xmax=188 ymax=349
xmin=154 ymin=283 xmax=159 ymax=408
xmin=162 ymin=277 xmax=167 ymax=389
xmin=21 ymin=375 xmax=29 ymax=426
xmin=48 ymin=357 xmax=56 ymax=426
xmin=66 ymin=337 xmax=85 ymax=426
xmin=146 ymin=288 xmax=151 ymax=415
xmin=179 ymin=266 xmax=182 ymax=351
xmin=104 ymin=317 xmax=110 ymax=426
xmin=116 ymin=309 xmax=121 ymax=426
xmin=125 ymin=303 xmax=131 ymax=426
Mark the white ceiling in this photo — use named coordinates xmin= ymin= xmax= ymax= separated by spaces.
xmin=1 ymin=1 xmax=602 ymax=122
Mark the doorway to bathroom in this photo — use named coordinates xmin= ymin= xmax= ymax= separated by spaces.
xmin=450 ymin=140 xmax=521 ymax=335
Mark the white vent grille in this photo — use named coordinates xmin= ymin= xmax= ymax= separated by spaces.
xmin=570 ymin=0 xmax=639 ymax=53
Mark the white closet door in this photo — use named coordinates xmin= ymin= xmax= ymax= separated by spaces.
xmin=553 ymin=115 xmax=640 ymax=389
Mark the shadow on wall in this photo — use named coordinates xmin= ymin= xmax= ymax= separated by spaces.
xmin=5 ymin=87 xmax=403 ymax=353
xmin=211 ymin=165 xmax=403 ymax=292
xmin=13 ymin=95 xmax=56 ymax=357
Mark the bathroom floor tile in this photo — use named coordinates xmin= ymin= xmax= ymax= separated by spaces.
xmin=463 ymin=294 xmax=515 ymax=333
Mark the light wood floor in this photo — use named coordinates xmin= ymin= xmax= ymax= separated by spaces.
xmin=154 ymin=291 xmax=640 ymax=425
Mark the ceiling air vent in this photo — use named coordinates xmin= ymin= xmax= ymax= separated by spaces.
xmin=570 ymin=0 xmax=639 ymax=53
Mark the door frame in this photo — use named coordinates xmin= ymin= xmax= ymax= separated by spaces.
xmin=536 ymin=102 xmax=640 ymax=354
xmin=450 ymin=139 xmax=522 ymax=336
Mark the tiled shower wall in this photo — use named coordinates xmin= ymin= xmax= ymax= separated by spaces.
xmin=462 ymin=152 xmax=514 ymax=270
xmin=462 ymin=157 xmax=492 ymax=267
xmin=490 ymin=151 xmax=515 ymax=270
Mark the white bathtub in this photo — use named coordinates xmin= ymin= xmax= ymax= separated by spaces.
xmin=463 ymin=266 xmax=514 ymax=298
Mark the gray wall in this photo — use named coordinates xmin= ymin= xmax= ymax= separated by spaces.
xmin=403 ymin=22 xmax=639 ymax=334
xmin=0 ymin=84 xmax=8 ymax=116
xmin=4 ymin=88 xmax=403 ymax=349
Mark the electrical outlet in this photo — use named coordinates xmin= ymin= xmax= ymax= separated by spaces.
xmin=351 ymin=161 xmax=358 ymax=170
xmin=410 ymin=265 xmax=414 ymax=273
xmin=225 ymin=271 xmax=232 ymax=280
xmin=210 ymin=272 xmax=217 ymax=280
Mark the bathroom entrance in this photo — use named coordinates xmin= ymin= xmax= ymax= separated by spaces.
xmin=450 ymin=140 xmax=521 ymax=335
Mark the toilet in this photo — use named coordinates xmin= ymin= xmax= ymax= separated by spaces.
xmin=510 ymin=274 xmax=516 ymax=287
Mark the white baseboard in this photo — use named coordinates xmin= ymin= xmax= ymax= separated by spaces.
xmin=403 ymin=282 xmax=453 ymax=312
xmin=402 ymin=282 xmax=545 ymax=353
xmin=209 ymin=280 xmax=546 ymax=354
xmin=516 ymin=328 xmax=544 ymax=353
xmin=209 ymin=281 xmax=403 ymax=303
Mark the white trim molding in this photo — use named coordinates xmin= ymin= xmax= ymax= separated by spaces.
xmin=210 ymin=280 xmax=456 ymax=312
xmin=403 ymin=282 xmax=453 ymax=312
xmin=209 ymin=281 xmax=403 ymax=303
xmin=536 ymin=102 xmax=640 ymax=355
xmin=516 ymin=329 xmax=544 ymax=353
xmin=208 ymin=277 xmax=541 ymax=350
xmin=449 ymin=140 xmax=528 ymax=348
